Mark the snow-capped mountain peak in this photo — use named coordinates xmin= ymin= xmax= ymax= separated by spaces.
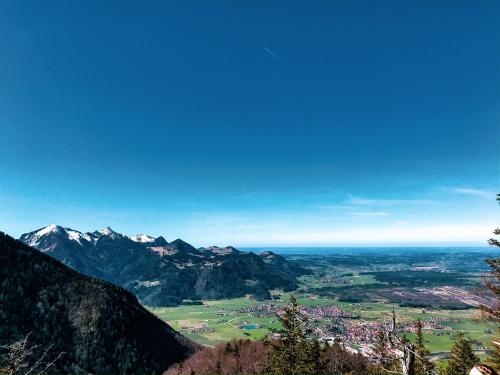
xmin=131 ymin=234 xmax=156 ymax=243
xmin=21 ymin=224 xmax=66 ymax=247
xmin=38 ymin=224 xmax=64 ymax=236
xmin=99 ymin=227 xmax=118 ymax=236
xmin=19 ymin=224 xmax=91 ymax=249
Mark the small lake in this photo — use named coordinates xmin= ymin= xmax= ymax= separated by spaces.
xmin=240 ymin=324 xmax=258 ymax=330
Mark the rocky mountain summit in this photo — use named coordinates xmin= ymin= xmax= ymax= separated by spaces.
xmin=20 ymin=225 xmax=306 ymax=306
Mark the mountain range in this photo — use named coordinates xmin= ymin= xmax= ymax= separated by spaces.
xmin=19 ymin=225 xmax=307 ymax=307
xmin=0 ymin=231 xmax=196 ymax=374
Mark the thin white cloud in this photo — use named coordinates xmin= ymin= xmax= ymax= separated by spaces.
xmin=347 ymin=194 xmax=432 ymax=206
xmin=179 ymin=220 xmax=494 ymax=247
xmin=161 ymin=208 xmax=497 ymax=247
xmin=451 ymin=187 xmax=496 ymax=199
xmin=394 ymin=220 xmax=409 ymax=225
xmin=4 ymin=186 xmax=497 ymax=247
xmin=256 ymin=223 xmax=492 ymax=246
xmin=349 ymin=211 xmax=389 ymax=217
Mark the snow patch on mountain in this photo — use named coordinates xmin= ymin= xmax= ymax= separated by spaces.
xmin=22 ymin=224 xmax=64 ymax=247
xmin=131 ymin=234 xmax=156 ymax=243
xmin=37 ymin=224 xmax=61 ymax=236
xmin=99 ymin=227 xmax=116 ymax=236
xmin=22 ymin=224 xmax=106 ymax=248
xmin=136 ymin=280 xmax=161 ymax=288
xmin=66 ymin=229 xmax=93 ymax=244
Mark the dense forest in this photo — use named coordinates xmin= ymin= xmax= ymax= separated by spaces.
xmin=0 ymin=232 xmax=196 ymax=375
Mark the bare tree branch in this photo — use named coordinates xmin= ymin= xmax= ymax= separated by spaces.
xmin=0 ymin=334 xmax=64 ymax=375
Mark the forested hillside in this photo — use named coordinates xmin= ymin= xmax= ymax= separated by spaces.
xmin=0 ymin=232 xmax=196 ymax=374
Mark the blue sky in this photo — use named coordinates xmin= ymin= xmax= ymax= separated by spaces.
xmin=0 ymin=0 xmax=499 ymax=246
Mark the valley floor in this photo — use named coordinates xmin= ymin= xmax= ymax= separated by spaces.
xmin=150 ymin=249 xmax=498 ymax=359
xmin=150 ymin=294 xmax=495 ymax=358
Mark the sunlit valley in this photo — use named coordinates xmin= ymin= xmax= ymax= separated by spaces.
xmin=1 ymin=1 xmax=499 ymax=374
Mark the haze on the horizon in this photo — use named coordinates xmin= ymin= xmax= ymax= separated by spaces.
xmin=0 ymin=1 xmax=499 ymax=247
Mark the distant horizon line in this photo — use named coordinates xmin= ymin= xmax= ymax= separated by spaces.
xmin=243 ymin=245 xmax=492 ymax=247
xmin=241 ymin=244 xmax=493 ymax=248
xmin=5 ymin=225 xmax=494 ymax=249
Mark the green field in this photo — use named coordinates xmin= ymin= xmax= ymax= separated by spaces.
xmin=151 ymin=297 xmax=279 ymax=346
xmin=149 ymin=294 xmax=496 ymax=353
xmin=150 ymin=251 xmax=497 ymax=355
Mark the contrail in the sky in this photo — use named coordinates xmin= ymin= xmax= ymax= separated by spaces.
xmin=264 ymin=47 xmax=287 ymax=66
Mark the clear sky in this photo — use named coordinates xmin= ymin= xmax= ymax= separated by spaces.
xmin=0 ymin=0 xmax=499 ymax=246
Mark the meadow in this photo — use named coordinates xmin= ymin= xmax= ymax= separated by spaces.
xmin=151 ymin=294 xmax=495 ymax=353
xmin=150 ymin=249 xmax=498 ymax=355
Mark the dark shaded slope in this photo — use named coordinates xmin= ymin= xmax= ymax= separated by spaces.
xmin=0 ymin=232 xmax=195 ymax=375
xmin=19 ymin=226 xmax=308 ymax=307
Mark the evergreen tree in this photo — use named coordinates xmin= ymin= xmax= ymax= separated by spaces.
xmin=481 ymin=193 xmax=500 ymax=370
xmin=414 ymin=320 xmax=434 ymax=375
xmin=264 ymin=295 xmax=321 ymax=375
xmin=304 ymin=339 xmax=323 ymax=375
xmin=443 ymin=332 xmax=479 ymax=375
